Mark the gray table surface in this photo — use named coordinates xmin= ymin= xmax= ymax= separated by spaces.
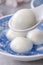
xmin=0 ymin=1 xmax=43 ymax=65
xmin=0 ymin=54 xmax=43 ymax=65
xmin=0 ymin=2 xmax=31 ymax=16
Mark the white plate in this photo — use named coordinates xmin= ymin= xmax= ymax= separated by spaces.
xmin=0 ymin=15 xmax=43 ymax=61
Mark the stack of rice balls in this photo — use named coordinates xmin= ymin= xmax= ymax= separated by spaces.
xmin=6 ymin=9 xmax=43 ymax=54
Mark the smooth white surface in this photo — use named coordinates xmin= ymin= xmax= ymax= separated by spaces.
xmin=10 ymin=37 xmax=33 ymax=53
xmin=6 ymin=29 xmax=27 ymax=40
xmin=9 ymin=9 xmax=36 ymax=30
xmin=27 ymin=28 xmax=43 ymax=45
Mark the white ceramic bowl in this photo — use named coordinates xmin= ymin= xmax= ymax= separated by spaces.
xmin=31 ymin=0 xmax=43 ymax=21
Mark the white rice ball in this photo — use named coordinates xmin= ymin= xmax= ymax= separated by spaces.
xmin=9 ymin=9 xmax=37 ymax=30
xmin=27 ymin=29 xmax=43 ymax=45
xmin=6 ymin=29 xmax=27 ymax=40
xmin=10 ymin=37 xmax=33 ymax=53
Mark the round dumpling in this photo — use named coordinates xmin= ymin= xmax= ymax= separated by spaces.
xmin=27 ymin=29 xmax=43 ymax=45
xmin=6 ymin=29 xmax=26 ymax=40
xmin=9 ymin=9 xmax=37 ymax=30
xmin=10 ymin=37 xmax=33 ymax=53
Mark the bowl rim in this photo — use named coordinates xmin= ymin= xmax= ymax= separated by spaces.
xmin=0 ymin=51 xmax=43 ymax=58
xmin=31 ymin=0 xmax=43 ymax=8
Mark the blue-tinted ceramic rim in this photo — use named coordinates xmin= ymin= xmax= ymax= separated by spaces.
xmin=31 ymin=0 xmax=43 ymax=8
